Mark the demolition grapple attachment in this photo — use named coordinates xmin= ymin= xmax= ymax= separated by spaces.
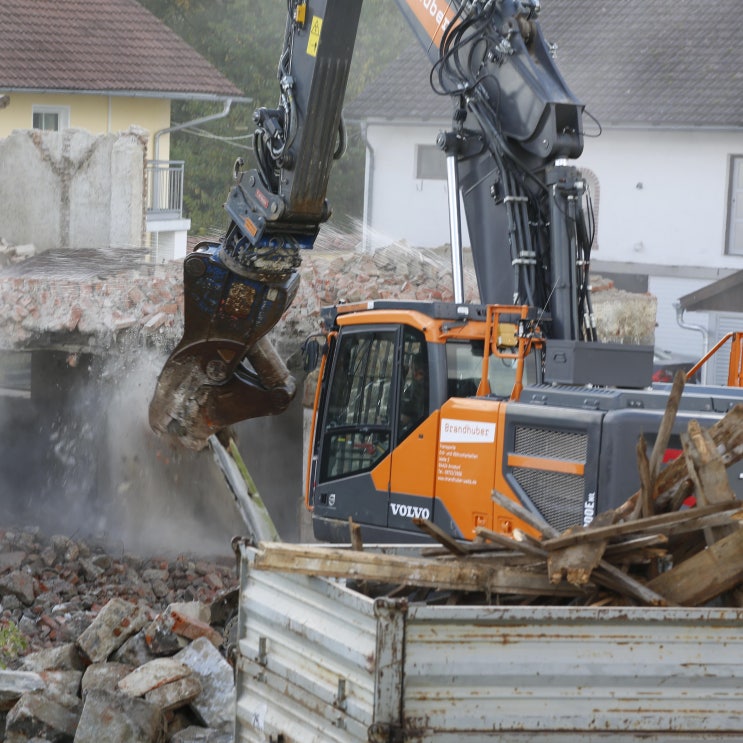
xmin=148 ymin=239 xmax=299 ymax=450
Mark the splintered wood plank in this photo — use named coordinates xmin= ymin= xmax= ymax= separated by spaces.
xmin=547 ymin=510 xmax=618 ymax=586
xmin=253 ymin=543 xmax=581 ymax=596
xmin=413 ymin=518 xmax=468 ymax=556
xmin=682 ymin=419 xmax=737 ymax=545
xmin=475 ymin=527 xmax=547 ymax=559
xmin=593 ymin=560 xmax=672 ymax=607
xmin=348 ymin=518 xmax=363 ymax=551
xmin=542 ymin=502 xmax=738 ymax=551
xmin=619 ymin=404 xmax=743 ymax=518
xmin=491 ymin=490 xmax=559 ymax=539
xmin=647 ymin=528 xmax=743 ymax=606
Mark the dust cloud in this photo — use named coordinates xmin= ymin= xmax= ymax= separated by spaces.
xmin=0 ymin=346 xmax=305 ymax=556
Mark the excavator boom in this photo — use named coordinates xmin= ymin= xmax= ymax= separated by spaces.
xmin=150 ymin=0 xmax=588 ymax=449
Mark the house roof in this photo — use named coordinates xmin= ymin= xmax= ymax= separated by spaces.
xmin=0 ymin=0 xmax=244 ymax=100
xmin=347 ymin=0 xmax=743 ymax=128
xmin=679 ymin=271 xmax=743 ymax=313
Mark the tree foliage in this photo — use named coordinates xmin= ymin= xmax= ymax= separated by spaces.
xmin=139 ymin=0 xmax=411 ymax=234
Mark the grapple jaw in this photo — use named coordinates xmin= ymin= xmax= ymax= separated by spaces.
xmin=149 ymin=241 xmax=299 ymax=450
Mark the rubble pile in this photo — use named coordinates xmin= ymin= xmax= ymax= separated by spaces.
xmin=0 ymin=234 xmax=656 ymax=363
xmin=0 ymin=247 xmax=183 ymax=350
xmin=0 ymin=528 xmax=239 ymax=742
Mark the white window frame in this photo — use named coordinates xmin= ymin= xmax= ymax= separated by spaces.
xmin=725 ymin=154 xmax=743 ymax=256
xmin=31 ymin=104 xmax=70 ymax=131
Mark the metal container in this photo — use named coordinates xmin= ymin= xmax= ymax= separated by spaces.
xmin=234 ymin=542 xmax=743 ymax=742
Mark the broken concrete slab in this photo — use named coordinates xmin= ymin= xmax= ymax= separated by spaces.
xmin=144 ymin=673 xmax=202 ymax=713
xmin=75 ymin=598 xmax=149 ymax=664
xmin=0 ymin=569 xmax=35 ymax=605
xmin=73 ymin=689 xmax=163 ymax=743
xmin=0 ymin=669 xmax=44 ymax=711
xmin=4 ymin=690 xmax=79 ymax=741
xmin=81 ymin=662 xmax=133 ymax=698
xmin=21 ymin=643 xmax=85 ymax=672
xmin=175 ymin=637 xmax=234 ymax=730
xmin=117 ymin=657 xmax=193 ymax=698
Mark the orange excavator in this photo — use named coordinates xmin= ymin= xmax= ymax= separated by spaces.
xmin=150 ymin=0 xmax=743 ymax=543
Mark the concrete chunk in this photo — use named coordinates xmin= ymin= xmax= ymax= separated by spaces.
xmin=175 ymin=637 xmax=234 ymax=730
xmin=81 ymin=662 xmax=133 ymax=697
xmin=0 ymin=551 xmax=27 ymax=573
xmin=0 ymin=669 xmax=44 ymax=710
xmin=110 ymin=629 xmax=158 ymax=666
xmin=21 ymin=643 xmax=85 ymax=672
xmin=144 ymin=673 xmax=201 ymax=712
xmin=168 ymin=609 xmax=223 ymax=647
xmin=0 ymin=569 xmax=35 ymax=605
xmin=5 ymin=690 xmax=79 ymax=741
xmin=75 ymin=598 xmax=149 ymax=663
xmin=117 ymin=657 xmax=192 ymax=697
xmin=39 ymin=670 xmax=83 ymax=709
xmin=73 ymin=689 xmax=163 ymax=743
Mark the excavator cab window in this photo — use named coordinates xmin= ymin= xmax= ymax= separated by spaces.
xmin=320 ymin=330 xmax=396 ymax=481
xmin=446 ymin=341 xmax=539 ymax=399
xmin=398 ymin=328 xmax=429 ymax=443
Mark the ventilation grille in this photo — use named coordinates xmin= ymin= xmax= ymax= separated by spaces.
xmin=512 ymin=425 xmax=588 ymax=532
xmin=512 ymin=468 xmax=585 ymax=533
xmin=515 ymin=426 xmax=588 ymax=460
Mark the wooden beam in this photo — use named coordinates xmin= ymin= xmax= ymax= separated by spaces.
xmin=682 ymin=419 xmax=737 ymax=545
xmin=618 ymin=404 xmax=743 ymax=518
xmin=491 ymin=490 xmax=559 ymax=538
xmin=413 ymin=518 xmax=468 ymax=556
xmin=253 ymin=542 xmax=582 ymax=596
xmin=647 ymin=528 xmax=743 ymax=605
xmin=542 ymin=502 xmax=740 ymax=551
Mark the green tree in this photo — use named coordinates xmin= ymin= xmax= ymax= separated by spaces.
xmin=139 ymin=0 xmax=411 ymax=234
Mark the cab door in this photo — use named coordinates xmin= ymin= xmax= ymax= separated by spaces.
xmin=388 ymin=327 xmax=438 ymax=533
xmin=312 ymin=326 xmax=399 ymax=529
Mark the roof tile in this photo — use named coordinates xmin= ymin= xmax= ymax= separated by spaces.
xmin=347 ymin=0 xmax=743 ymax=128
xmin=0 ymin=0 xmax=243 ymax=98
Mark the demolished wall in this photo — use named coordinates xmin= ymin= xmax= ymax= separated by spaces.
xmin=0 ymin=128 xmax=146 ymax=253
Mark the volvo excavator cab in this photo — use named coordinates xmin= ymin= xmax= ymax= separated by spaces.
xmin=305 ymin=301 xmax=545 ymax=542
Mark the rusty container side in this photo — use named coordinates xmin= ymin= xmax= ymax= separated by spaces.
xmin=235 ymin=543 xmax=743 ymax=742
xmin=402 ymin=604 xmax=743 ymax=741
xmin=234 ymin=542 xmax=400 ymax=743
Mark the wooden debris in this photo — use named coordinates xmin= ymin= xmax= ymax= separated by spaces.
xmin=647 ymin=528 xmax=743 ymax=605
xmin=253 ymin=542 xmax=582 ymax=597
xmin=546 ymin=510 xmax=618 ymax=586
xmin=249 ymin=405 xmax=743 ymax=609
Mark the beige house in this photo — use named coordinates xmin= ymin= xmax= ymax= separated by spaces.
xmin=0 ymin=0 xmax=247 ymax=258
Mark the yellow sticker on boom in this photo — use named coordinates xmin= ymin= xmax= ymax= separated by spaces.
xmin=307 ymin=15 xmax=322 ymax=57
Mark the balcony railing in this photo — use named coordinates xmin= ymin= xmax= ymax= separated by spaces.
xmin=146 ymin=160 xmax=185 ymax=219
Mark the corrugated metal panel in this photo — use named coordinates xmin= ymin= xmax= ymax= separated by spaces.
xmin=403 ymin=605 xmax=743 ymax=739
xmin=234 ymin=543 xmax=382 ymax=743
xmin=236 ymin=545 xmax=743 ymax=742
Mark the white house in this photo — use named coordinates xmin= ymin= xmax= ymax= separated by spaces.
xmin=345 ymin=0 xmax=743 ymax=382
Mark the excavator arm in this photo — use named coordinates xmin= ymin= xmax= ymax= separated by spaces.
xmin=150 ymin=0 xmax=589 ymax=449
